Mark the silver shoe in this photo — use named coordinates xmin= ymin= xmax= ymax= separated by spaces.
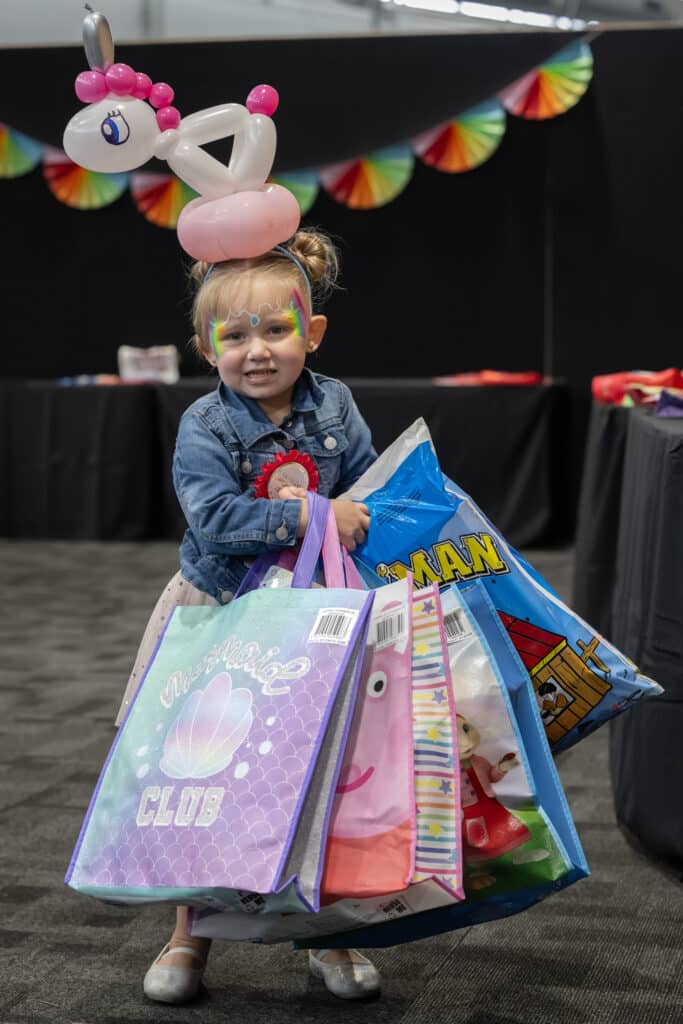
xmin=309 ymin=948 xmax=381 ymax=1000
xmin=143 ymin=943 xmax=207 ymax=1004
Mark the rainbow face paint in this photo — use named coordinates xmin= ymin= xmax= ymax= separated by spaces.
xmin=287 ymin=288 xmax=308 ymax=339
xmin=210 ymin=318 xmax=224 ymax=358
xmin=209 ymin=294 xmax=309 ymax=357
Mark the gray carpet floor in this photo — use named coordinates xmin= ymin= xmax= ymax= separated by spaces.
xmin=1 ymin=542 xmax=682 ymax=1024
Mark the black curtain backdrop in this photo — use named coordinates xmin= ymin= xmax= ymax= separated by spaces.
xmin=1 ymin=28 xmax=681 ymax=509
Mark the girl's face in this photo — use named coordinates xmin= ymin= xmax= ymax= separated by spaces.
xmin=457 ymin=716 xmax=480 ymax=760
xmin=204 ymin=272 xmax=326 ymax=406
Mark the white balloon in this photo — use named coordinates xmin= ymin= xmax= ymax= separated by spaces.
xmin=63 ymin=97 xmax=277 ymax=197
xmin=63 ymin=12 xmax=299 ymax=257
xmin=63 ymin=96 xmax=157 ymax=172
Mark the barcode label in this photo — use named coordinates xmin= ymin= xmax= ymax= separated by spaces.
xmin=379 ymin=897 xmax=409 ymax=918
xmin=308 ymin=607 xmax=360 ymax=645
xmin=373 ymin=609 xmax=407 ymax=650
xmin=443 ymin=608 xmax=472 ymax=645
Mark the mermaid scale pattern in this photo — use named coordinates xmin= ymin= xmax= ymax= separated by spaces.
xmin=82 ymin=649 xmax=343 ymax=895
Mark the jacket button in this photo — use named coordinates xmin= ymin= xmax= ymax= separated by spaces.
xmin=240 ymin=459 xmax=252 ymax=474
xmin=220 ymin=590 xmax=234 ymax=603
xmin=283 ymin=439 xmax=295 ymax=450
xmin=275 ymin=523 xmax=289 ymax=541
xmin=324 ymin=435 xmax=338 ymax=450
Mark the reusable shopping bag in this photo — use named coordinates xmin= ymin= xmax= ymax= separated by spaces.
xmin=249 ymin=495 xmax=420 ymax=903
xmin=191 ymin=566 xmax=466 ymax=944
xmin=66 ymin=495 xmax=374 ymax=911
xmin=342 ymin=418 xmax=662 ymax=753
xmin=298 ymin=580 xmax=589 ymax=949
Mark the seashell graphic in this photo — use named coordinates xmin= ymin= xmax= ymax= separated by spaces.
xmin=160 ymin=672 xmax=253 ymax=780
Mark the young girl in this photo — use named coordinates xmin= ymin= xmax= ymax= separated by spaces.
xmin=117 ymin=230 xmax=381 ymax=1005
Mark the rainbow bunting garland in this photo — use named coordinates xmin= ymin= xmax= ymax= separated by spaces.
xmin=42 ymin=146 xmax=128 ymax=209
xmin=2 ymin=42 xmax=595 ymax=219
xmin=500 ymin=41 xmax=594 ymax=121
xmin=269 ymin=170 xmax=319 ymax=216
xmin=0 ymin=124 xmax=42 ymax=178
xmin=131 ymin=173 xmax=198 ymax=229
xmin=413 ymin=100 xmax=506 ymax=174
xmin=320 ymin=146 xmax=414 ymax=210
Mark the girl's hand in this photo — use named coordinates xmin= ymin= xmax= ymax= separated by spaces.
xmin=331 ymin=499 xmax=370 ymax=552
xmin=278 ymin=485 xmax=309 ymax=537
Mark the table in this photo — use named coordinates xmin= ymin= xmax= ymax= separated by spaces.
xmin=3 ymin=379 xmax=569 ymax=547
xmin=572 ymin=403 xmax=631 ymax=637
xmin=3 ymin=381 xmax=161 ymax=540
xmin=573 ymin=403 xmax=683 ymax=869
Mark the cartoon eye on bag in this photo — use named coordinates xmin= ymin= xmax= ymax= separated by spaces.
xmin=366 ymin=670 xmax=388 ymax=699
xmin=100 ymin=110 xmax=130 ymax=145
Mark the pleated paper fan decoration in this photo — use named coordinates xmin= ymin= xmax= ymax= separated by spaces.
xmin=320 ymin=146 xmax=414 ymax=210
xmin=43 ymin=146 xmax=128 ymax=209
xmin=501 ymin=41 xmax=593 ymax=121
xmin=131 ymin=172 xmax=198 ymax=228
xmin=269 ymin=170 xmax=319 ymax=216
xmin=0 ymin=124 xmax=43 ymax=178
xmin=413 ymin=100 xmax=506 ymax=173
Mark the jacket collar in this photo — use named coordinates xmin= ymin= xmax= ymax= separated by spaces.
xmin=217 ymin=369 xmax=326 ymax=448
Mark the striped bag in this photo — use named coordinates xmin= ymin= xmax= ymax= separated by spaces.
xmin=410 ymin=585 xmax=463 ymax=898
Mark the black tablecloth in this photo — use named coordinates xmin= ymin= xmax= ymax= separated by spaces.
xmin=572 ymin=403 xmax=631 ymax=638
xmin=3 ymin=381 xmax=161 ymax=540
xmin=573 ymin=403 xmax=683 ymax=869
xmin=3 ymin=378 xmax=568 ymax=547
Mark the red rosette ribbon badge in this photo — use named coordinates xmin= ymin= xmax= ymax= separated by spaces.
xmin=253 ymin=451 xmax=320 ymax=499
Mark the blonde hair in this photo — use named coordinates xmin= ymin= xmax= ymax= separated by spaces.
xmin=190 ymin=229 xmax=340 ymax=360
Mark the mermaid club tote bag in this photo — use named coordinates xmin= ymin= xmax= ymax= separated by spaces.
xmin=65 ymin=495 xmax=374 ymax=912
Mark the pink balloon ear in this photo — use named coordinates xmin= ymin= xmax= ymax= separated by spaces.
xmin=133 ymin=73 xmax=153 ymax=99
xmin=150 ymin=82 xmax=174 ymax=108
xmin=105 ymin=63 xmax=137 ymax=96
xmin=157 ymin=106 xmax=181 ymax=131
xmin=75 ymin=70 xmax=107 ymax=103
xmin=246 ymin=84 xmax=279 ymax=117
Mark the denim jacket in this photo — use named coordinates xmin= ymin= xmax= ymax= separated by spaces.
xmin=173 ymin=369 xmax=377 ymax=602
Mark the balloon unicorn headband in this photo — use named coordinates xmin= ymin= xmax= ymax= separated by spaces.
xmin=63 ymin=5 xmax=300 ymax=261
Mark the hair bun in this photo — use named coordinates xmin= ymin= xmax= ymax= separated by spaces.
xmin=288 ymin=229 xmax=339 ymax=297
xmin=190 ymin=259 xmax=212 ymax=287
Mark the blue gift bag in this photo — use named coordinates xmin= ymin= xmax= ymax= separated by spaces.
xmin=343 ymin=419 xmax=661 ymax=753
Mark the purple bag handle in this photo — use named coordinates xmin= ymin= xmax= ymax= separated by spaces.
xmin=237 ymin=492 xmax=365 ymax=595
xmin=235 ymin=493 xmax=330 ymax=597
xmin=291 ymin=491 xmax=335 ymax=588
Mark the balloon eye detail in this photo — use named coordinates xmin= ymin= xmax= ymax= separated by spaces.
xmin=100 ymin=110 xmax=130 ymax=146
xmin=367 ymin=671 xmax=387 ymax=699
